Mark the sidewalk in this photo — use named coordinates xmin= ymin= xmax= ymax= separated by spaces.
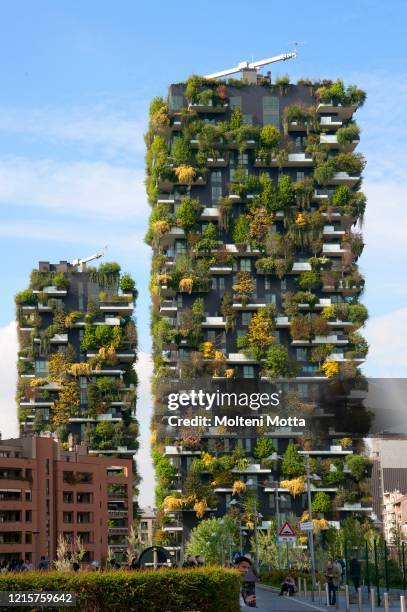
xmin=257 ymin=584 xmax=403 ymax=610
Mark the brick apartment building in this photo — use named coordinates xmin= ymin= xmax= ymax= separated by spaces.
xmin=0 ymin=435 xmax=133 ymax=566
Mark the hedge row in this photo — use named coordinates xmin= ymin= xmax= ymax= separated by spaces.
xmin=0 ymin=567 xmax=240 ymax=612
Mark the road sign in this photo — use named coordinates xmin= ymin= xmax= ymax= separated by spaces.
xmin=301 ymin=521 xmax=313 ymax=531
xmin=278 ymin=520 xmax=296 ymax=537
xmin=277 ymin=536 xmax=296 ymax=543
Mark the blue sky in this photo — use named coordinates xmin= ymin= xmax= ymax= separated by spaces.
xmin=0 ymin=0 xmax=406 ymax=504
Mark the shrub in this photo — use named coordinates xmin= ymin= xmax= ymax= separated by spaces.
xmin=282 ymin=443 xmax=305 ymax=478
xmin=0 ymin=569 xmax=240 ymax=612
xmin=15 ymin=289 xmax=37 ymax=305
xmin=253 ymin=438 xmax=275 ymax=461
xmin=171 ymin=136 xmax=191 ymax=165
xmin=336 ymin=124 xmax=360 ymax=145
xmin=264 ymin=344 xmax=295 ymax=378
xmin=119 ymin=273 xmax=136 ymax=294
xmin=298 ymin=270 xmax=321 ymax=291
xmin=345 ymin=454 xmax=370 ymax=481
xmin=260 ymin=125 xmax=280 ymax=148
xmin=312 ymin=491 xmax=331 ymax=513
xmin=176 ymin=197 xmax=202 ymax=232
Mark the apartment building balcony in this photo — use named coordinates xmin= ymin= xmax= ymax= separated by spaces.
xmin=209 ymin=264 xmax=232 ymax=274
xmin=87 ymin=349 xmax=136 ymax=363
xmin=90 ymin=367 xmax=125 ymax=376
xmin=164 ymin=446 xmax=201 ymax=456
xmin=232 ymin=299 xmax=268 ymax=310
xmin=275 ymin=316 xmax=290 ymax=327
xmin=99 ymin=299 xmax=134 ymax=315
xmin=231 ymin=464 xmax=271 ymax=474
xmin=160 ymin=300 xmax=178 ymax=314
xmin=322 ymin=243 xmax=345 ymax=255
xmin=32 ymin=286 xmax=67 ymax=296
xmin=206 ymin=156 xmax=228 ymax=167
xmin=338 ymin=503 xmax=372 ymax=512
xmin=317 ymin=102 xmax=356 ymax=120
xmin=227 ymin=353 xmax=256 ymax=364
xmin=20 ymin=399 xmax=54 ymax=407
xmin=323 ymin=225 xmax=345 ymax=237
xmin=328 ymin=352 xmax=365 ymax=364
xmin=201 ymin=316 xmax=226 ymax=328
xmin=200 ymin=207 xmax=220 ymax=221
xmin=89 ymin=446 xmax=137 ymax=455
xmin=312 ymin=334 xmax=348 ymax=345
xmin=188 ymin=102 xmax=228 ymax=113
xmin=286 ymin=120 xmax=309 ymax=132
xmin=159 ymin=227 xmax=185 ymax=247
xmin=163 ymin=521 xmax=183 ymax=531
xmin=319 ymin=133 xmax=358 ymax=151
xmin=320 ymin=116 xmax=343 ymax=129
xmin=327 ymin=172 xmax=360 ymax=187
xmin=299 ymin=446 xmax=353 ymax=456
xmin=157 ymin=196 xmax=176 ymax=206
xmin=292 ymin=262 xmax=312 ymax=272
xmin=74 ymin=316 xmax=122 ymax=327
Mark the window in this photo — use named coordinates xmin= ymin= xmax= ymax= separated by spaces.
xmin=281 ymin=279 xmax=287 ymax=292
xmin=211 ymin=171 xmax=222 ymax=184
xmin=243 ymin=114 xmax=252 ymax=125
xmin=263 ymin=96 xmax=279 ymax=127
xmin=168 ymin=93 xmax=184 ymax=112
xmin=297 ymin=384 xmax=309 ymax=399
xmin=269 ymin=494 xmax=275 ymax=509
xmin=230 ymin=96 xmax=242 ymax=109
xmin=211 ymin=186 xmax=223 ymax=204
xmin=240 ymin=259 xmax=251 ymax=272
xmin=243 ymin=366 xmax=255 ymax=379
xmin=177 ymin=295 xmax=183 ymax=308
xmin=296 ymin=348 xmax=308 ymax=361
xmin=175 ymin=240 xmax=187 ymax=255
xmin=265 ymin=293 xmax=276 ymax=305
xmin=63 ymin=491 xmax=73 ymax=504
xmin=241 ymin=312 xmax=252 ymax=326
xmin=296 ymin=171 xmax=305 ymax=181
xmin=279 ymin=495 xmax=291 ymax=510
xmin=35 ymin=360 xmax=49 ymax=375
xmin=63 ymin=512 xmax=73 ymax=523
xmin=212 ymin=277 xmax=225 ymax=291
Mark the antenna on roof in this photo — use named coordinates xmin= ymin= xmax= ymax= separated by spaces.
xmin=204 ymin=50 xmax=297 ymax=80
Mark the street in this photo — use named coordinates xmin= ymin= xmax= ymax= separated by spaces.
xmin=255 ymin=585 xmax=403 ymax=610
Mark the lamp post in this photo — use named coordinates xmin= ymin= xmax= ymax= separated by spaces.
xmin=229 ymin=496 xmax=262 ymax=572
xmin=304 ymin=454 xmax=318 ymax=601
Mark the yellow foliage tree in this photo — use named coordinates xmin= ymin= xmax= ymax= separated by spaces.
xmin=247 ymin=207 xmax=273 ymax=242
xmin=69 ymin=363 xmax=91 ymax=377
xmin=179 ymin=277 xmax=193 ymax=293
xmin=232 ymin=480 xmax=247 ymax=495
xmin=48 ymin=352 xmax=70 ymax=383
xmin=295 ymin=212 xmax=306 ymax=226
xmin=201 ymin=452 xmax=216 ymax=468
xmin=193 ymin=499 xmax=207 ymax=519
xmin=175 ymin=165 xmax=196 ymax=185
xmin=321 ymin=359 xmax=339 ymax=377
xmin=201 ymin=342 xmax=215 ymax=360
xmin=152 ymin=220 xmax=170 ymax=236
xmin=245 ymin=309 xmax=275 ymax=357
xmin=51 ymin=381 xmax=80 ymax=427
xmin=280 ymin=477 xmax=306 ymax=497
xmin=29 ymin=378 xmax=47 ymax=387
xmin=225 ymin=368 xmax=235 ymax=379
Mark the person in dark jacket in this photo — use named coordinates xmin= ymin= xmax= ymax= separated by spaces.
xmin=349 ymin=557 xmax=361 ymax=592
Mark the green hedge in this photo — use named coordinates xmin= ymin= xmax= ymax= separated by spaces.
xmin=0 ymin=568 xmax=240 ymax=612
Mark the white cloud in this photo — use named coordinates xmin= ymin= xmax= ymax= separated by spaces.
xmin=0 ymin=157 xmax=149 ymax=220
xmin=363 ymin=308 xmax=407 ymax=377
xmin=134 ymin=352 xmax=155 ymax=508
xmin=0 ymin=106 xmax=147 ymax=157
xmin=0 ymin=322 xmax=18 ymax=440
xmin=363 ymin=180 xmax=407 ymax=258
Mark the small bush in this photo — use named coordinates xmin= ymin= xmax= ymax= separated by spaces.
xmin=0 ymin=568 xmax=240 ymax=612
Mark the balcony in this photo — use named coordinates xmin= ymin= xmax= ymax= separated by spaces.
xmin=227 ymin=353 xmax=256 ymax=364
xmin=327 ymin=172 xmax=360 ymax=187
xmin=32 ymin=286 xmax=67 ymax=296
xmin=209 ymin=265 xmax=232 ymax=275
xmin=188 ymin=102 xmax=228 ymax=113
xmin=20 ymin=399 xmax=54 ymax=407
xmin=320 ymin=134 xmax=358 ymax=152
xmin=317 ymin=101 xmax=356 ymax=120
xmin=201 ymin=317 xmax=226 ymax=328
xmin=338 ymin=503 xmax=372 ymax=512
xmin=286 ymin=120 xmax=309 ymax=132
xmin=206 ymin=156 xmax=228 ymax=167
xmin=322 ymin=243 xmax=345 ymax=255
xmin=164 ymin=446 xmax=200 ymax=456
xmin=200 ymin=207 xmax=219 ymax=221
xmin=160 ymin=300 xmax=178 ymax=314
xmin=320 ymin=116 xmax=343 ymax=130
xmin=292 ymin=262 xmax=312 ymax=272
xmin=275 ymin=316 xmax=290 ymax=327
xmin=99 ymin=300 xmax=134 ymax=315
xmin=312 ymin=334 xmax=347 ymax=345
xmin=323 ymin=225 xmax=345 ymax=237
xmin=299 ymin=446 xmax=353 ymax=456
xmin=233 ymin=299 xmax=268 ymax=310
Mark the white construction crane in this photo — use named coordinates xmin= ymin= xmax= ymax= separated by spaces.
xmin=204 ymin=51 xmax=297 ymax=80
xmin=72 ymin=246 xmax=107 ymax=272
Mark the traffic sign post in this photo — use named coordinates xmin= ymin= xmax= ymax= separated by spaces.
xmin=278 ymin=520 xmax=296 ymax=538
xmin=301 ymin=521 xmax=313 ymax=531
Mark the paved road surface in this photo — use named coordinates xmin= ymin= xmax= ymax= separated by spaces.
xmin=254 ymin=585 xmax=402 ymax=610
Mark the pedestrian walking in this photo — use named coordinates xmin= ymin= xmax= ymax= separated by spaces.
xmin=325 ymin=560 xmax=341 ymax=606
xmin=349 ymin=557 xmax=361 ymax=592
xmin=234 ymin=556 xmax=256 ymax=608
